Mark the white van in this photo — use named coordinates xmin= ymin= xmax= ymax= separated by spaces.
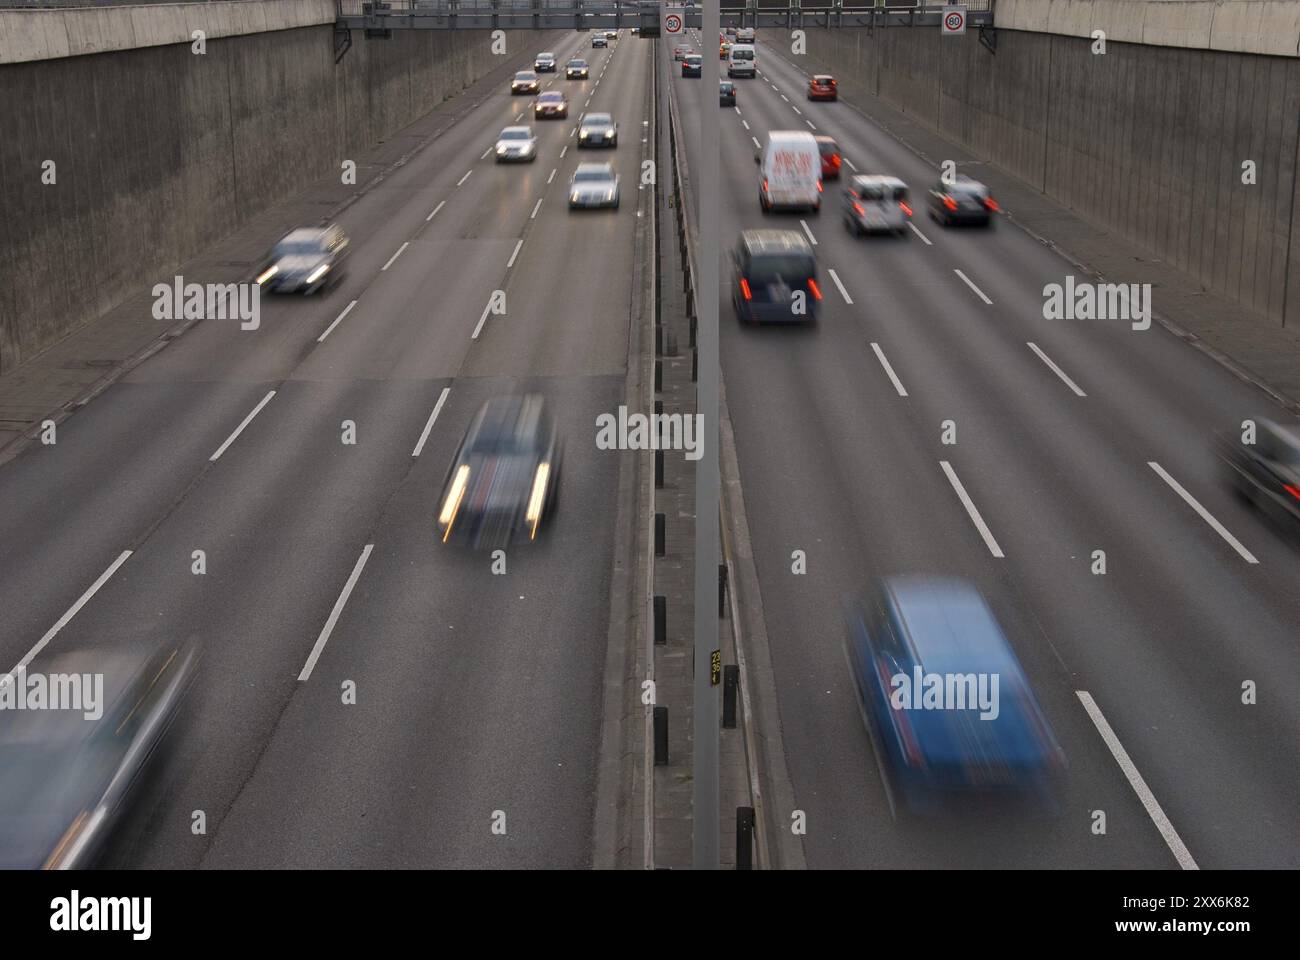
xmin=735 ymin=27 xmax=755 ymax=43
xmin=727 ymin=43 xmax=756 ymax=78
xmin=757 ymin=131 xmax=822 ymax=213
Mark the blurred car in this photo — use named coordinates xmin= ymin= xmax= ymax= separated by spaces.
xmin=0 ymin=641 xmax=199 ymax=869
xmin=928 ymin=174 xmax=998 ymax=226
xmin=757 ymin=130 xmax=822 ymax=213
xmin=845 ymin=577 xmax=1065 ymax=815
xmin=437 ymin=395 xmax=561 ymax=549
xmin=682 ymin=53 xmax=703 ymax=78
xmin=565 ymin=57 xmax=590 ymax=80
xmin=533 ymin=90 xmax=569 ymax=119
xmin=719 ymin=41 xmax=731 ymax=59
xmin=719 ymin=79 xmax=736 ymax=106
xmin=814 ymin=135 xmax=842 ymax=180
xmin=808 ymin=74 xmax=838 ymax=101
xmin=843 ymin=175 xmax=912 ymax=236
xmin=578 ymin=112 xmax=618 ymax=148
xmin=511 ymin=70 xmax=541 ymax=95
xmin=592 ymin=33 xmax=607 ymax=48
xmin=256 ymin=225 xmax=349 ymax=295
xmin=569 ymin=162 xmax=620 ymax=209
xmin=731 ymin=229 xmax=821 ymax=324
xmin=534 ymin=52 xmax=557 ymax=72
xmin=1218 ymin=418 xmax=1300 ymax=529
xmin=727 ymin=43 xmax=756 ymax=78
xmin=673 ymin=43 xmax=692 ymax=61
xmin=494 ymin=125 xmax=538 ymax=163
xmin=604 ymin=30 xmax=617 ymax=40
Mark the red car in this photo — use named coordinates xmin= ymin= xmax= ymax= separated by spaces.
xmin=808 ymin=74 xmax=838 ymax=101
xmin=814 ymin=136 xmax=842 ymax=180
xmin=533 ymin=90 xmax=568 ymax=119
xmin=674 ymin=44 xmax=692 ymax=61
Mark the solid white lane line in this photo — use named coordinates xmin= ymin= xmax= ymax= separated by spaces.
xmin=1076 ymin=691 xmax=1199 ymax=870
xmin=939 ymin=460 xmax=1005 ymax=558
xmin=426 ymin=200 xmax=446 ymax=222
xmin=1147 ymin=461 xmax=1258 ymax=563
xmin=798 ymin=219 xmax=818 ymax=246
xmin=210 ymin=390 xmax=276 ymax=462
xmin=1027 ymin=342 xmax=1087 ymax=397
xmin=298 ymin=543 xmax=373 ymax=682
xmin=870 ymin=342 xmax=907 ymax=397
xmin=381 ymin=241 xmax=410 ymax=271
xmin=411 ymin=386 xmax=451 ymax=458
xmin=828 ymin=268 xmax=853 ymax=305
xmin=954 ymin=268 xmax=992 ymax=304
xmin=2 ymin=550 xmax=133 ymax=682
xmin=317 ymin=299 xmax=358 ymax=343
xmin=457 ymin=170 xmax=473 ymax=187
xmin=530 ymin=197 xmax=544 ymax=219
xmin=907 ymin=222 xmax=932 ymax=245
xmin=507 ymin=238 xmax=524 ymax=269
xmin=548 ymin=167 xmax=557 ymax=184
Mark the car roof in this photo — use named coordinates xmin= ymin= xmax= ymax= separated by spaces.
xmin=279 ymin=228 xmax=328 ymax=244
xmin=852 ymin=174 xmax=907 ymax=188
xmin=947 ymin=174 xmax=987 ymax=191
xmin=739 ymin=229 xmax=814 ymax=257
xmin=882 ymin=576 xmax=1024 ymax=679
xmin=582 ymin=112 xmax=613 ymax=123
xmin=814 ymin=135 xmax=838 ymax=146
xmin=812 ymin=74 xmax=835 ymax=81
xmin=537 ymin=52 xmax=554 ymax=57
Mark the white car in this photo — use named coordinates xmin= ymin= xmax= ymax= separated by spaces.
xmin=495 ymin=126 xmax=538 ymax=163
xmin=569 ymin=162 xmax=620 ymax=209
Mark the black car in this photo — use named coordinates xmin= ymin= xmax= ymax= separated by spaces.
xmin=0 ymin=641 xmax=199 ymax=868
xmin=256 ymin=225 xmax=349 ymax=294
xmin=534 ymin=52 xmax=557 ymax=72
xmin=592 ymin=34 xmax=607 ymax=48
xmin=682 ymin=53 xmax=703 ymax=78
xmin=719 ymin=80 xmax=736 ymax=106
xmin=1219 ymin=418 xmax=1300 ymax=532
xmin=928 ymin=175 xmax=998 ymax=227
xmin=437 ymin=395 xmax=562 ymax=549
xmin=731 ymin=229 xmax=821 ymax=324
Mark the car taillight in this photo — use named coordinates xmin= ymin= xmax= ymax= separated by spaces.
xmin=762 ymin=179 xmax=768 ymax=192
xmin=831 ymin=155 xmax=841 ymax=168
xmin=807 ymin=278 xmax=822 ymax=301
xmin=899 ymin=201 xmax=912 ymax=217
xmin=853 ymin=202 xmax=865 ymax=216
xmin=984 ymin=197 xmax=1000 ymax=211
xmin=1285 ymin=484 xmax=1300 ymax=501
xmin=943 ymin=195 xmax=957 ymax=211
xmin=739 ymin=278 xmax=752 ymax=301
xmin=816 ymin=180 xmax=823 ymax=193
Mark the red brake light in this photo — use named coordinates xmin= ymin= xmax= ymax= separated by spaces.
xmin=762 ymin=179 xmax=768 ymax=192
xmin=832 ymin=155 xmax=841 ymax=168
xmin=1285 ymin=484 xmax=1300 ymax=501
xmin=853 ymin=202 xmax=865 ymax=216
xmin=899 ymin=201 xmax=913 ymax=217
xmin=984 ymin=197 xmax=1000 ymax=211
xmin=739 ymin=278 xmax=752 ymax=301
xmin=807 ymin=278 xmax=822 ymax=301
xmin=816 ymin=180 xmax=823 ymax=193
xmin=943 ymin=195 xmax=957 ymax=211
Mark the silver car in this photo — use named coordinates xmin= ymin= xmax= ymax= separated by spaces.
xmin=843 ymin=175 xmax=911 ymax=236
xmin=577 ymin=112 xmax=618 ymax=149
xmin=495 ymin=125 xmax=538 ymax=163
xmin=569 ymin=162 xmax=620 ymax=209
xmin=256 ymin=225 xmax=349 ymax=294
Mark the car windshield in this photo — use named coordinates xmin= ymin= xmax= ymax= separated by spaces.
xmin=747 ymin=256 xmax=813 ymax=282
xmin=500 ymin=130 xmax=530 ymax=140
xmin=568 ymin=60 xmax=586 ymax=68
xmin=857 ymin=185 xmax=886 ymax=200
xmin=539 ymin=93 xmax=563 ymax=102
xmin=273 ymin=240 xmax=324 ymax=256
xmin=538 ymin=53 xmax=554 ymax=59
xmin=574 ymin=170 xmax=613 ymax=183
xmin=584 ymin=117 xmax=612 ymax=128
xmin=515 ymin=73 xmax=535 ymax=81
xmin=950 ymin=182 xmax=987 ymax=197
xmin=817 ymin=141 xmax=839 ymax=155
xmin=733 ymin=49 xmax=753 ymax=59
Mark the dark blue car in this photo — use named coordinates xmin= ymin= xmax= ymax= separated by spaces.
xmin=845 ymin=576 xmax=1064 ymax=814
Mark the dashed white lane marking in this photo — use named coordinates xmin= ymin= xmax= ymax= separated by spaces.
xmin=939 ymin=460 xmax=1004 ymax=558
xmin=381 ymin=241 xmax=409 ymax=271
xmin=531 ymin=197 xmax=544 ymax=219
xmin=317 ymin=299 xmax=358 ymax=343
xmin=210 ymin=390 xmax=276 ymax=462
xmin=411 ymin=386 xmax=451 ymax=458
xmin=1148 ymin=461 xmax=1258 ymax=564
xmin=828 ymin=268 xmax=852 ymax=305
xmin=298 ymin=543 xmax=374 ymax=682
xmin=907 ymin=222 xmax=932 ymax=245
xmin=426 ymin=200 xmax=446 ymax=222
xmin=457 ymin=170 xmax=473 ymax=186
xmin=954 ymin=268 xmax=992 ymax=305
xmin=1027 ymin=342 xmax=1087 ymax=397
xmin=870 ymin=342 xmax=908 ymax=398
xmin=507 ymin=238 xmax=524 ymax=269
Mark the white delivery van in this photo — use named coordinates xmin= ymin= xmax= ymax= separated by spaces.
xmin=757 ymin=131 xmax=822 ymax=213
xmin=727 ymin=44 xmax=756 ymax=78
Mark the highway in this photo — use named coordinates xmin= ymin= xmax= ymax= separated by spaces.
xmin=673 ymin=28 xmax=1300 ymax=869
xmin=0 ymin=32 xmax=650 ymax=868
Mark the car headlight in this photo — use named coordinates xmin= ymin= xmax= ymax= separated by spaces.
xmin=580 ymin=131 xmax=589 ymax=139
xmin=305 ymin=263 xmax=330 ymax=285
xmin=497 ymin=145 xmax=508 ymax=154
xmin=439 ymin=464 xmax=471 ymax=540
xmin=255 ymin=265 xmax=279 ymax=285
xmin=571 ymin=192 xmax=582 ymax=203
xmin=525 ymin=462 xmax=551 ymax=538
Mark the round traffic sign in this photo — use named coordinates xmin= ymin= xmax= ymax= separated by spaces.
xmin=943 ymin=10 xmax=964 ymax=31
xmin=664 ymin=14 xmax=683 ymax=34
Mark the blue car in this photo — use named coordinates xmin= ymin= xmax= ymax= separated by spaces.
xmin=845 ymin=576 xmax=1064 ymax=814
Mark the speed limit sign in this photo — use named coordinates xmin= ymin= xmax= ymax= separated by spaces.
xmin=941 ymin=5 xmax=966 ymax=35
xmin=663 ymin=12 xmax=683 ymax=35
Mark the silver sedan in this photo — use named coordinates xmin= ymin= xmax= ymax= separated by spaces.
xmin=569 ymin=162 xmax=620 ymax=210
xmin=495 ymin=125 xmax=538 ymax=163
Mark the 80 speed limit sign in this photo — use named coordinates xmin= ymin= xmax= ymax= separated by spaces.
xmin=663 ymin=12 xmax=683 ymax=34
xmin=941 ymin=5 xmax=966 ymax=35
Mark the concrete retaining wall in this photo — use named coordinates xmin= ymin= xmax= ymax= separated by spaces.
xmin=759 ymin=25 xmax=1300 ymax=327
xmin=0 ymin=25 xmax=565 ymax=374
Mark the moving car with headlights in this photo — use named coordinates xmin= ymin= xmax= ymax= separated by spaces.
xmin=533 ymin=90 xmax=569 ymax=119
xmin=604 ymin=29 xmax=617 ymax=40
xmin=494 ymin=125 xmax=538 ymax=163
xmin=814 ymin=135 xmax=842 ymax=180
xmin=592 ymin=33 xmax=607 ymax=48
xmin=808 ymin=74 xmax=838 ymax=101
xmin=565 ymin=57 xmax=590 ymax=79
xmin=673 ymin=43 xmax=692 ymax=61
xmin=437 ymin=395 xmax=562 ymax=549
xmin=728 ymin=43 xmax=756 ymax=78
xmin=578 ymin=112 xmax=618 ymax=148
xmin=511 ymin=70 xmax=541 ymax=94
xmin=569 ymin=162 xmax=620 ymax=209
xmin=928 ymin=174 xmax=998 ymax=227
xmin=844 ymin=576 xmax=1065 ymax=816
xmin=0 ymin=641 xmax=199 ymax=869
xmin=843 ymin=175 xmax=912 ymax=236
xmin=757 ymin=130 xmax=821 ymax=213
xmin=1218 ymin=418 xmax=1300 ymax=532
xmin=731 ymin=230 xmax=821 ymax=324
xmin=719 ymin=79 xmax=736 ymax=106
xmin=534 ymin=51 xmax=557 ymax=72
xmin=256 ymin=224 xmax=349 ymax=295
xmin=682 ymin=52 xmax=703 ymax=78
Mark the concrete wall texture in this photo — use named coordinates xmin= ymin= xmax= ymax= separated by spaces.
xmin=759 ymin=25 xmax=1300 ymax=328
xmin=0 ymin=25 xmax=564 ymax=375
